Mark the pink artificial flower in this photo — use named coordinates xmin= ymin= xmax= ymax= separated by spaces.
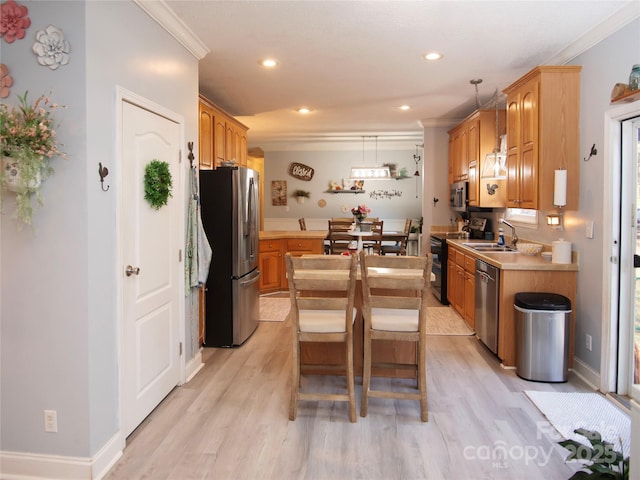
xmin=0 ymin=0 xmax=31 ymax=44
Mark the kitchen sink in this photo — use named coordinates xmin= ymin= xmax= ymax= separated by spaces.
xmin=462 ymin=242 xmax=519 ymax=253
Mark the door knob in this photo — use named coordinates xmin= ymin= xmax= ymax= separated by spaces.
xmin=125 ymin=265 xmax=141 ymax=277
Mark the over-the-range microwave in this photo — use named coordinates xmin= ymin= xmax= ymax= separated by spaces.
xmin=450 ymin=181 xmax=467 ymax=212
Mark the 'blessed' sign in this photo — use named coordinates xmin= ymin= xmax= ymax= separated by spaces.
xmin=288 ymin=162 xmax=314 ymax=181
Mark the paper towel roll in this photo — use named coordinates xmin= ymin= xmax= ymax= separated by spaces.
xmin=554 ymin=169 xmax=567 ymax=207
xmin=552 ymin=239 xmax=572 ymax=264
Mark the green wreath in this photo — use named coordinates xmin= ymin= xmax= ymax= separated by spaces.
xmin=144 ymin=159 xmax=173 ymax=210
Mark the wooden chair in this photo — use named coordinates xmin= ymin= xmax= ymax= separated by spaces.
xmin=285 ymin=253 xmax=358 ymax=422
xmin=359 ymin=251 xmax=433 ymax=421
xmin=361 ymin=220 xmax=384 ymax=255
xmin=381 ymin=218 xmax=411 ymax=256
xmin=298 ymin=218 xmax=307 ymax=231
xmin=328 ymin=219 xmax=355 ymax=255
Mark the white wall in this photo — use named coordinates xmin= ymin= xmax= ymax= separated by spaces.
xmin=0 ymin=0 xmax=199 ymax=467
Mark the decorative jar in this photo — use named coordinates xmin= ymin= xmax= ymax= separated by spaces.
xmin=629 ymin=64 xmax=640 ymax=92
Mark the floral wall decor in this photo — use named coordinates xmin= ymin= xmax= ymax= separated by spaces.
xmin=1 ymin=91 xmax=66 ymax=226
xmin=32 ymin=25 xmax=70 ymax=70
xmin=0 ymin=0 xmax=31 ymax=44
xmin=0 ymin=64 xmax=13 ymax=98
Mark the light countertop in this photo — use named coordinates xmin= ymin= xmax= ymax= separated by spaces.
xmin=260 ymin=230 xmax=328 ymax=240
xmin=446 ymin=238 xmax=579 ymax=271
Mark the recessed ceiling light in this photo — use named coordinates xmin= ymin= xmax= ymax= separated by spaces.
xmin=423 ymin=52 xmax=443 ymax=61
xmin=297 ymin=107 xmax=311 ymax=114
xmin=260 ymin=58 xmax=278 ymax=68
xmin=397 ymin=105 xmax=411 ymax=111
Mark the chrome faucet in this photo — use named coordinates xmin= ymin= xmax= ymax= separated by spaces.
xmin=499 ymin=219 xmax=518 ymax=248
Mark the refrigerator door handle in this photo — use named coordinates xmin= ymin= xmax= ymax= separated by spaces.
xmin=248 ymin=177 xmax=257 ymax=260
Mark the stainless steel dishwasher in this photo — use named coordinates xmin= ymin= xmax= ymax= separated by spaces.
xmin=475 ymin=259 xmax=499 ymax=354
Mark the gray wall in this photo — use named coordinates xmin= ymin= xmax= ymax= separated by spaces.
xmin=264 ymin=148 xmax=422 ymax=223
xmin=0 ymin=0 xmax=199 ymax=460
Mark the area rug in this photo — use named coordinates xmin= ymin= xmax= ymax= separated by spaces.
xmin=425 ymin=307 xmax=474 ymax=336
xmin=525 ymin=391 xmax=631 ymax=454
xmin=259 ymin=296 xmax=290 ymax=322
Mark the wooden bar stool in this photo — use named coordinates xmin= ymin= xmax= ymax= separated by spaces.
xmin=359 ymin=251 xmax=433 ymax=421
xmin=285 ymin=253 xmax=358 ymax=422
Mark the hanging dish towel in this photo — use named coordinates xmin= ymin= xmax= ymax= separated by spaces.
xmin=185 ymin=166 xmax=212 ymax=292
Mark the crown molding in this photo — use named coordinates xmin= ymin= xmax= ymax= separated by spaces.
xmin=545 ymin=1 xmax=640 ymax=65
xmin=134 ymin=0 xmax=210 ymax=60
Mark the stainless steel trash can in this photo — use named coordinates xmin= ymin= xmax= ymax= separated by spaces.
xmin=514 ymin=292 xmax=571 ymax=382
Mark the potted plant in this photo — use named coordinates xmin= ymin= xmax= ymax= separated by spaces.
xmin=1 ymin=91 xmax=66 ymax=226
xmin=559 ymin=428 xmax=629 ymax=479
xmin=292 ymin=189 xmax=310 ymax=204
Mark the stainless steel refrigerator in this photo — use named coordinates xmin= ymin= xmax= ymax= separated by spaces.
xmin=199 ymin=166 xmax=260 ymax=347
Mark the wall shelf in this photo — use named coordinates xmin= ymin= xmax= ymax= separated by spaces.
xmin=611 ymin=88 xmax=640 ymax=104
xmin=326 ymin=189 xmax=365 ymax=194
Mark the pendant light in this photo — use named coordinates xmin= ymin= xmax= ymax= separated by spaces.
xmin=481 ymin=88 xmax=507 ymax=179
xmin=349 ymin=136 xmax=391 ymax=180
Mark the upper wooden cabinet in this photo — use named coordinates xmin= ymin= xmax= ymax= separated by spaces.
xmin=198 ymin=94 xmax=249 ymax=169
xmin=448 ymin=109 xmax=506 ymax=207
xmin=503 ymin=66 xmax=581 ymax=210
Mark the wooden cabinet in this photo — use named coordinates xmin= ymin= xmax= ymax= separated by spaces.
xmin=449 ymin=123 xmax=469 ymax=182
xmin=259 ymin=239 xmax=282 ymax=292
xmin=448 ymin=245 xmax=476 ymax=329
xmin=259 ymin=235 xmax=325 ymax=293
xmin=448 ymin=110 xmax=506 ymax=207
xmin=503 ymin=66 xmax=581 ymax=210
xmin=198 ymin=95 xmax=249 ymax=169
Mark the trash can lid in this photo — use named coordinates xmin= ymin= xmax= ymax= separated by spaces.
xmin=514 ymin=292 xmax=571 ymax=311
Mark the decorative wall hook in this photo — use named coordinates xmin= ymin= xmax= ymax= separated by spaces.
xmin=583 ymin=144 xmax=597 ymax=161
xmin=187 ymin=141 xmax=195 ymax=168
xmin=98 ymin=162 xmax=109 ymax=191
xmin=433 ymin=197 xmax=439 ymax=207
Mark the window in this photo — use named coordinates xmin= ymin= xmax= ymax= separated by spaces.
xmin=504 ymin=208 xmax=538 ymax=228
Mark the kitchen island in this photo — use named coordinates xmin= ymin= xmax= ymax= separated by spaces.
xmin=446 ymin=238 xmax=578 ymax=368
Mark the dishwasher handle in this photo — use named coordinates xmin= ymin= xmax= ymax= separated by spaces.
xmin=477 ymin=270 xmax=494 ymax=283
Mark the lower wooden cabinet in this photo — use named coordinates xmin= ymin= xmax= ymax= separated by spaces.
xmin=259 ymin=236 xmax=324 ymax=293
xmin=259 ymin=239 xmax=282 ymax=292
xmin=448 ymin=246 xmax=476 ymax=329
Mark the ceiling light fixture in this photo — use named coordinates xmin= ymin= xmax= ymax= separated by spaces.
xmin=481 ymin=88 xmax=507 ymax=180
xmin=297 ymin=107 xmax=311 ymax=114
xmin=349 ymin=136 xmax=391 ymax=180
xmin=260 ymin=58 xmax=278 ymax=68
xmin=397 ymin=105 xmax=411 ymax=111
xmin=423 ymin=52 xmax=443 ymax=61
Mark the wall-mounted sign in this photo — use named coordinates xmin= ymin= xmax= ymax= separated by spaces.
xmin=288 ymin=162 xmax=314 ymax=181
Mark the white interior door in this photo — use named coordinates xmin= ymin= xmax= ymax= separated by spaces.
xmin=121 ymin=100 xmax=182 ymax=436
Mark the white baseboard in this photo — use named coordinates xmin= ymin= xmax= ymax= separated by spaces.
xmin=185 ymin=349 xmax=204 ymax=383
xmin=0 ymin=433 xmax=123 ymax=480
xmin=570 ymin=356 xmax=601 ymax=390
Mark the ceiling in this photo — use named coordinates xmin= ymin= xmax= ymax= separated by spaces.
xmin=162 ymin=0 xmax=636 ymax=151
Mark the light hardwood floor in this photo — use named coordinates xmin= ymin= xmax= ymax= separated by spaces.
xmin=104 ymin=311 xmax=591 ymax=480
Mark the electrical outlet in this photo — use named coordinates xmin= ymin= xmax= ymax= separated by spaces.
xmin=44 ymin=410 xmax=57 ymax=433
xmin=585 ymin=334 xmax=593 ymax=352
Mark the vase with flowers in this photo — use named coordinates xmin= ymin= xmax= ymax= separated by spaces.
xmin=351 ymin=204 xmax=371 ymax=230
xmin=1 ymin=91 xmax=66 ymax=226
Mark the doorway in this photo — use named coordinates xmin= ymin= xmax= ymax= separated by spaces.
xmin=602 ymin=100 xmax=640 ymax=403
xmin=616 ymin=116 xmax=640 ymax=401
xmin=117 ymin=88 xmax=185 ymax=437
